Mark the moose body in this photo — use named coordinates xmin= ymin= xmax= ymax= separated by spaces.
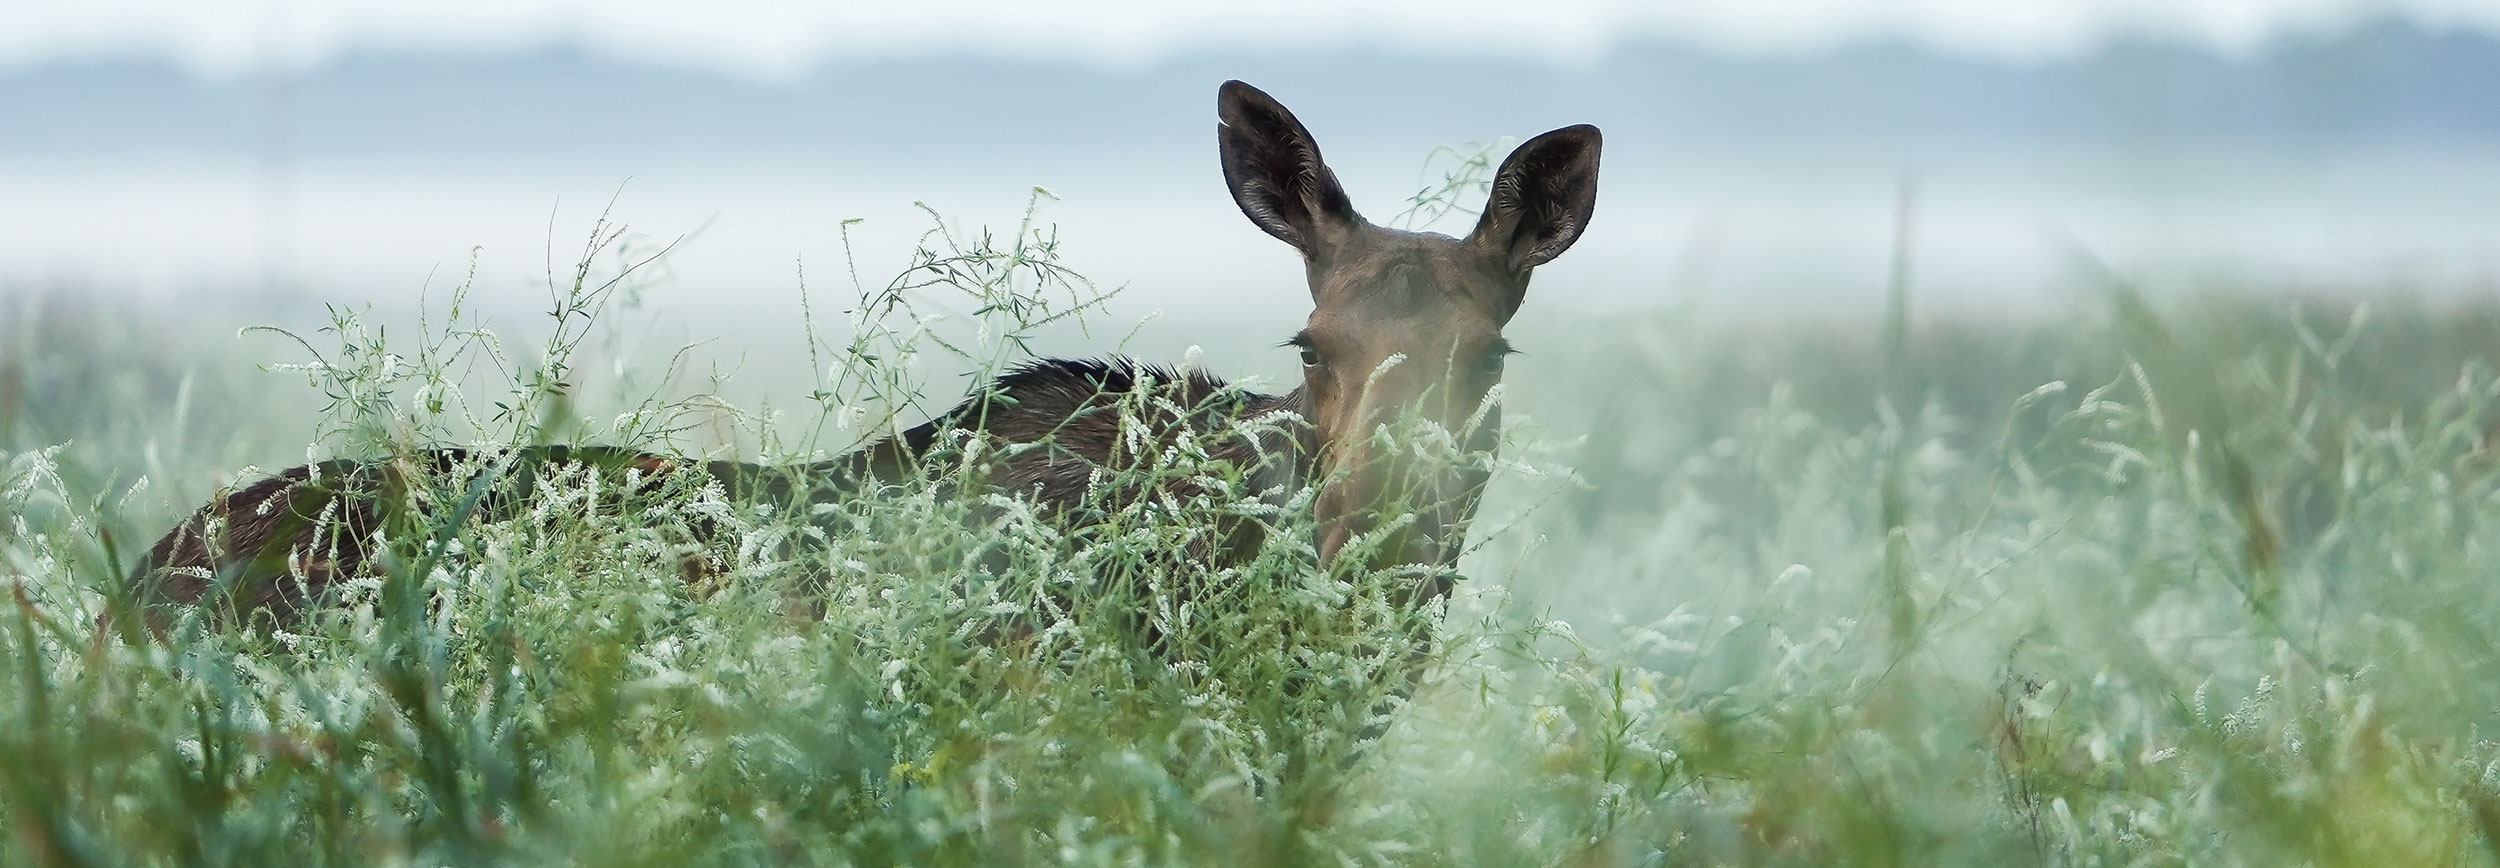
xmin=127 ymin=81 xmax=1602 ymax=631
xmin=129 ymin=362 xmax=1294 ymax=621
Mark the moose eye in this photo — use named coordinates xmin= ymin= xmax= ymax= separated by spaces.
xmin=1299 ymin=346 xmax=1322 ymax=367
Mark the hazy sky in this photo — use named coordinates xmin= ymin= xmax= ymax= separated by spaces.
xmin=11 ymin=0 xmax=2500 ymax=344
xmin=10 ymin=0 xmax=2500 ymax=78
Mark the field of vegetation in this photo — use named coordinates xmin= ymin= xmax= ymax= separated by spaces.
xmin=5 ymin=193 xmax=2500 ymax=866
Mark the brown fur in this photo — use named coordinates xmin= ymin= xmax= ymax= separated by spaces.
xmin=128 ymin=447 xmax=733 ymax=622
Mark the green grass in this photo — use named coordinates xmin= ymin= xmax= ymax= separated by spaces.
xmin=5 ymin=194 xmax=2500 ymax=866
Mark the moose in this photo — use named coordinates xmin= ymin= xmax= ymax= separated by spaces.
xmin=125 ymin=80 xmax=1603 ymax=636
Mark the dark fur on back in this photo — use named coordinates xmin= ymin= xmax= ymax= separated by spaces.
xmin=870 ymin=358 xmax=1307 ymax=508
xmin=124 ymin=358 xmax=1316 ymax=624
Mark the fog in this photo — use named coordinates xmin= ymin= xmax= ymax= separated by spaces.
xmin=6 ymin=15 xmax=2500 ymax=389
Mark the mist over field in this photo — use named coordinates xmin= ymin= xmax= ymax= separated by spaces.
xmin=8 ymin=19 xmax=2500 ymax=345
xmin=8 ymin=6 xmax=2500 ymax=866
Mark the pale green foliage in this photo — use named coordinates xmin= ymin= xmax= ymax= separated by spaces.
xmin=4 ymin=182 xmax=2500 ymax=866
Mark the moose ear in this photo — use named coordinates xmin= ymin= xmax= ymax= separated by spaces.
xmin=1218 ymin=80 xmax=1359 ymax=258
xmin=1468 ymin=124 xmax=1602 ymax=273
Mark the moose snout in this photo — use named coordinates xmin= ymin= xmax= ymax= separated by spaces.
xmin=1312 ymin=459 xmax=1466 ymax=573
xmin=1310 ymin=393 xmax=1492 ymax=572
